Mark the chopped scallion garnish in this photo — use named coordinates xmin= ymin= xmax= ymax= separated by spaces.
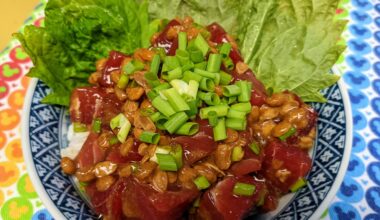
xmin=92 ymin=118 xmax=102 ymax=133
xmin=279 ymin=127 xmax=297 ymax=141
xmin=219 ymin=43 xmax=231 ymax=58
xmin=231 ymin=146 xmax=244 ymax=162
xmin=233 ymin=182 xmax=256 ymax=196
xmin=163 ymin=88 xmax=190 ymax=112
xmin=152 ymin=96 xmax=176 ymax=117
xmin=139 ymin=131 xmax=160 ymax=144
xmin=175 ymin=122 xmax=199 ymax=136
xmin=249 ymin=142 xmax=260 ymax=155
xmin=164 ymin=112 xmax=189 ymax=134
xmin=207 ymin=53 xmax=222 ymax=73
xmin=193 ymin=175 xmax=210 ymax=190
xmin=170 ymin=144 xmax=183 ymax=169
xmin=194 ymin=34 xmax=209 ymax=56
xmin=226 ymin=118 xmax=247 ymax=131
xmin=230 ymin=102 xmax=252 ymax=113
xmin=73 ymin=122 xmax=87 ymax=133
xmin=156 ymin=153 xmax=178 ymax=171
xmin=213 ymin=117 xmax=227 ymax=141
xmin=290 ymin=178 xmax=307 ymax=192
xmin=178 ymin=32 xmax=187 ymax=50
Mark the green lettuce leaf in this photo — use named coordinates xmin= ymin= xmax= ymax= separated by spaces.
xmin=16 ymin=0 xmax=346 ymax=105
xmin=146 ymin=0 xmax=242 ymax=36
xmin=237 ymin=0 xmax=346 ymax=102
xmin=15 ymin=0 xmax=150 ymax=106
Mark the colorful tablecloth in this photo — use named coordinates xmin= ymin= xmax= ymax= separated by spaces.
xmin=0 ymin=0 xmax=379 ymax=219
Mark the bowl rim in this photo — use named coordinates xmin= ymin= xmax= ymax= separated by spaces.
xmin=21 ymin=78 xmax=67 ymax=220
xmin=21 ymin=67 xmax=353 ymax=220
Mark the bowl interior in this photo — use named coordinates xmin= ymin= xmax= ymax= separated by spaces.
xmin=23 ymin=78 xmax=351 ymax=220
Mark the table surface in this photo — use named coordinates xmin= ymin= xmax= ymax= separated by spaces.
xmin=0 ymin=0 xmax=40 ymax=50
xmin=1 ymin=0 xmax=380 ymax=220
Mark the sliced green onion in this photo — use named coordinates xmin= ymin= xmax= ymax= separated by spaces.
xmin=226 ymin=118 xmax=247 ymax=131
xmin=152 ymin=47 xmax=167 ymax=60
xmin=200 ymin=105 xmax=229 ymax=119
xmin=249 ymin=142 xmax=260 ymax=155
xmin=182 ymin=71 xmax=202 ymax=83
xmin=219 ymin=71 xmax=233 ymax=85
xmin=227 ymin=109 xmax=247 ymax=120
xmin=279 ymin=127 xmax=297 ymax=141
xmin=144 ymin=71 xmax=161 ymax=87
xmin=134 ymin=60 xmax=145 ymax=70
xmin=231 ymin=146 xmax=245 ymax=162
xmin=122 ymin=60 xmax=145 ymax=75
xmin=221 ymin=96 xmax=237 ymax=105
xmin=233 ymin=182 xmax=256 ymax=196
xmin=187 ymin=80 xmax=199 ymax=100
xmin=176 ymin=122 xmax=199 ymax=136
xmin=223 ymin=57 xmax=234 ymax=71
xmin=139 ymin=131 xmax=160 ymax=144
xmin=110 ymin=113 xmax=124 ymax=130
xmin=170 ymin=79 xmax=188 ymax=95
xmin=150 ymin=146 xmax=171 ymax=163
xmin=199 ymin=78 xmax=215 ymax=92
xmin=290 ymin=178 xmax=307 ymax=192
xmin=214 ymin=72 xmax=220 ymax=85
xmin=92 ymin=118 xmax=102 ymax=133
xmin=117 ymin=120 xmax=131 ymax=143
xmin=219 ymin=43 xmax=231 ymax=58
xmin=186 ymin=100 xmax=199 ymax=117
xmin=117 ymin=74 xmax=129 ymax=89
xmin=110 ymin=113 xmax=131 ymax=143
xmin=153 ymin=83 xmax=171 ymax=93
xmin=163 ymin=88 xmax=190 ymax=112
xmin=163 ymin=56 xmax=180 ymax=72
xmin=213 ymin=117 xmax=227 ymax=141
xmin=152 ymin=96 xmax=176 ymax=117
xmin=194 ymin=68 xmax=216 ymax=79
xmin=170 ymin=144 xmax=183 ymax=169
xmin=193 ymin=175 xmax=210 ymax=190
xmin=207 ymin=111 xmax=218 ymax=127
xmin=207 ymin=54 xmax=222 ymax=73
xmin=140 ymin=107 xmax=156 ymax=117
xmin=223 ymin=85 xmax=242 ymax=97
xmin=147 ymin=90 xmax=158 ymax=100
xmin=194 ymin=34 xmax=209 ymax=56
xmin=164 ymin=112 xmax=189 ymax=134
xmin=189 ymin=48 xmax=204 ymax=63
xmin=156 ymin=118 xmax=169 ymax=130
xmin=150 ymin=54 xmax=161 ymax=75
xmin=231 ymin=102 xmax=252 ymax=113
xmin=193 ymin=197 xmax=201 ymax=208
xmin=156 ymin=153 xmax=178 ymax=171
xmin=194 ymin=61 xmax=207 ymax=70
xmin=123 ymin=61 xmax=137 ymax=75
xmin=150 ymin=112 xmax=163 ymax=122
xmin=166 ymin=67 xmax=183 ymax=81
xmin=198 ymin=92 xmax=220 ymax=106
xmin=73 ymin=122 xmax=87 ymax=133
xmin=236 ymin=81 xmax=252 ymax=102
xmin=182 ymin=61 xmax=194 ymax=71
xmin=176 ymin=49 xmax=190 ymax=65
xmin=109 ymin=136 xmax=120 ymax=145
xmin=178 ymin=32 xmax=187 ymax=50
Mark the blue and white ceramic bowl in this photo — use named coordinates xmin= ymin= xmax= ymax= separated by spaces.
xmin=22 ymin=67 xmax=352 ymax=220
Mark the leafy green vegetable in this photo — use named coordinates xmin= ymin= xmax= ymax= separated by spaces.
xmin=147 ymin=0 xmax=242 ymax=35
xmin=237 ymin=0 xmax=346 ymax=102
xmin=15 ymin=0 xmax=150 ymax=106
xmin=16 ymin=0 xmax=346 ymax=105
